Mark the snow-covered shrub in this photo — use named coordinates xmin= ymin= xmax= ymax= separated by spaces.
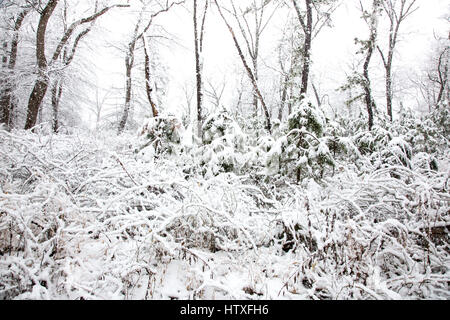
xmin=265 ymin=97 xmax=335 ymax=181
xmin=267 ymin=165 xmax=449 ymax=300
xmin=135 ymin=114 xmax=183 ymax=158
xmin=198 ymin=110 xmax=249 ymax=176
xmin=429 ymin=101 xmax=450 ymax=140
xmin=287 ymin=97 xmax=326 ymax=137
xmin=354 ymin=126 xmax=412 ymax=171
xmin=0 ymin=128 xmax=448 ymax=300
xmin=392 ymin=110 xmax=444 ymax=156
xmin=412 ymin=152 xmax=439 ymax=172
xmin=354 ymin=126 xmax=392 ymax=155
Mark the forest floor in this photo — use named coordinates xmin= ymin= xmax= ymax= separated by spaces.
xmin=0 ymin=128 xmax=449 ymax=300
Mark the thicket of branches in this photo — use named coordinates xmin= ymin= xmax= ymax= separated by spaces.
xmin=0 ymin=0 xmax=448 ymax=300
xmin=0 ymin=99 xmax=448 ymax=299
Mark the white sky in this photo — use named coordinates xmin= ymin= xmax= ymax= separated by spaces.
xmin=85 ymin=0 xmax=449 ymax=126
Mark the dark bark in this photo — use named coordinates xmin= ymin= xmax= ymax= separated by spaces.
xmin=436 ymin=48 xmax=448 ymax=105
xmin=311 ymin=82 xmax=321 ymax=107
xmin=142 ymin=37 xmax=158 ymax=117
xmin=300 ymin=0 xmax=312 ymax=96
xmin=292 ymin=0 xmax=313 ymax=97
xmin=0 ymin=9 xmax=30 ymax=129
xmin=193 ymin=0 xmax=202 ymax=139
xmin=25 ymin=78 xmax=51 ymax=130
xmin=363 ymin=51 xmax=375 ymax=131
xmin=361 ymin=1 xmax=378 ymax=131
xmin=193 ymin=0 xmax=208 ymax=140
xmin=24 ymin=0 xmax=59 ymax=130
xmin=25 ymin=2 xmax=128 ymax=130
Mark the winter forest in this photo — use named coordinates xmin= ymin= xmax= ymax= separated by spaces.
xmin=0 ymin=0 xmax=449 ymax=300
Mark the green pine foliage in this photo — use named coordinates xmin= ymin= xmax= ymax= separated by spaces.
xmin=136 ymin=114 xmax=183 ymax=157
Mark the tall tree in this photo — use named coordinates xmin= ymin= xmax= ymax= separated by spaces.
xmin=117 ymin=0 xmax=183 ymax=134
xmin=193 ymin=0 xmax=208 ymax=141
xmin=434 ymin=46 xmax=449 ymax=107
xmin=142 ymin=35 xmax=159 ymax=118
xmin=0 ymin=4 xmax=31 ymax=130
xmin=359 ymin=0 xmax=381 ymax=130
xmin=229 ymin=0 xmax=278 ymax=116
xmin=291 ymin=0 xmax=312 ymax=97
xmin=24 ymin=1 xmax=128 ymax=130
xmin=376 ymin=0 xmax=417 ymax=122
xmin=413 ymin=38 xmax=449 ymax=112
xmin=281 ymin=0 xmax=337 ymax=117
xmin=24 ymin=0 xmax=59 ymax=130
xmin=277 ymin=17 xmax=304 ymax=120
xmin=214 ymin=0 xmax=272 ymax=134
xmin=50 ymin=0 xmax=94 ymax=133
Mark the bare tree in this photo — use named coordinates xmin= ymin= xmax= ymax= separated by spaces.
xmin=412 ymin=37 xmax=449 ymax=111
xmin=0 ymin=4 xmax=31 ymax=130
xmin=280 ymin=0 xmax=338 ymax=116
xmin=376 ymin=0 xmax=418 ymax=122
xmin=277 ymin=17 xmax=303 ymax=120
xmin=204 ymin=76 xmax=226 ymax=109
xmin=142 ymin=35 xmax=158 ymax=118
xmin=24 ymin=0 xmax=129 ymax=130
xmin=291 ymin=0 xmax=312 ymax=97
xmin=229 ymin=0 xmax=278 ymax=116
xmin=359 ymin=0 xmax=381 ymax=130
xmin=432 ymin=45 xmax=449 ymax=107
xmin=23 ymin=0 xmax=59 ymax=130
xmin=50 ymin=0 xmax=95 ymax=133
xmin=193 ymin=0 xmax=208 ymax=140
xmin=117 ymin=0 xmax=183 ymax=134
xmin=213 ymin=0 xmax=272 ymax=133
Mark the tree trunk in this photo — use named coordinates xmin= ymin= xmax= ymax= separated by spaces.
xmin=116 ymin=2 xmax=179 ymax=133
xmin=25 ymin=1 xmax=125 ymax=131
xmin=214 ymin=0 xmax=272 ymax=133
xmin=362 ymin=3 xmax=378 ymax=131
xmin=193 ymin=0 xmax=203 ymax=140
xmin=118 ymin=58 xmax=133 ymax=134
xmin=252 ymin=52 xmax=259 ymax=117
xmin=252 ymin=65 xmax=259 ymax=117
xmin=0 ymin=43 xmax=11 ymax=127
xmin=142 ymin=37 xmax=158 ymax=117
xmin=311 ymin=82 xmax=321 ymax=107
xmin=363 ymin=58 xmax=375 ymax=131
xmin=0 ymin=9 xmax=30 ymax=129
xmin=24 ymin=0 xmax=59 ymax=130
xmin=25 ymin=78 xmax=51 ymax=130
xmin=386 ymin=57 xmax=393 ymax=122
xmin=300 ymin=0 xmax=313 ymax=97
xmin=436 ymin=48 xmax=449 ymax=105
xmin=279 ymin=75 xmax=288 ymax=121
xmin=51 ymin=79 xmax=63 ymax=133
xmin=378 ymin=0 xmax=419 ymax=122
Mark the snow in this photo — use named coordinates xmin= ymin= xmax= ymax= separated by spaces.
xmin=0 ymin=127 xmax=448 ymax=300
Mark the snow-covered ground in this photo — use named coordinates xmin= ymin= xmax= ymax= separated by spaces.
xmin=0 ymin=128 xmax=448 ymax=300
